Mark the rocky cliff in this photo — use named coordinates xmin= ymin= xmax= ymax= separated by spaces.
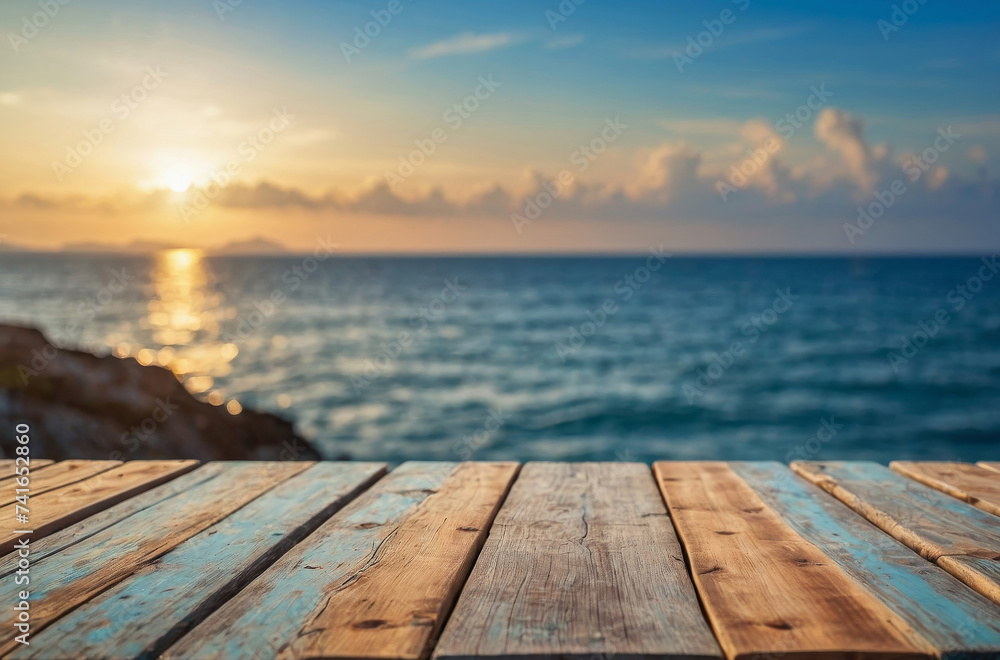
xmin=0 ymin=324 xmax=318 ymax=461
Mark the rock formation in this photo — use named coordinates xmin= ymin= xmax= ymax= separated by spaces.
xmin=0 ymin=324 xmax=318 ymax=461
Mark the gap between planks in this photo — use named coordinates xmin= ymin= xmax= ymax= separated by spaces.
xmin=731 ymin=461 xmax=1000 ymax=659
xmin=13 ymin=461 xmax=387 ymax=660
xmin=0 ymin=461 xmax=309 ymax=656
xmin=891 ymin=461 xmax=1000 ymax=518
xmin=434 ymin=462 xmax=722 ymax=660
xmin=167 ymin=461 xmax=519 ymax=660
xmin=0 ymin=460 xmax=198 ymax=555
xmin=655 ymin=461 xmax=935 ymax=660
xmin=793 ymin=461 xmax=1000 ymax=608
xmin=0 ymin=460 xmax=122 ymax=508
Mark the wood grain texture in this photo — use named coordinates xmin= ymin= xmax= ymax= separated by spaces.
xmin=167 ymin=461 xmax=519 ymax=660
xmin=732 ymin=461 xmax=1000 ymax=659
xmin=15 ymin=462 xmax=387 ymax=660
xmin=0 ymin=459 xmax=53 ymax=477
xmin=792 ymin=461 xmax=1000 ymax=607
xmin=0 ymin=462 xmax=230 ymax=579
xmin=978 ymin=462 xmax=1000 ymax=474
xmin=654 ymin=461 xmax=934 ymax=660
xmin=434 ymin=462 xmax=722 ymax=660
xmin=891 ymin=461 xmax=1000 ymax=517
xmin=0 ymin=460 xmax=198 ymax=554
xmin=0 ymin=461 xmax=309 ymax=656
xmin=937 ymin=553 xmax=1000 ymax=614
xmin=0 ymin=460 xmax=121 ymax=507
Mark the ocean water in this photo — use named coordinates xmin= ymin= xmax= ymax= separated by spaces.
xmin=1 ymin=252 xmax=998 ymax=464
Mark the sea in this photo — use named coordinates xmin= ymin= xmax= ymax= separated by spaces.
xmin=1 ymin=252 xmax=998 ymax=464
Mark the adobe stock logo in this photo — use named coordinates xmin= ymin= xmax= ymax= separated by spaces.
xmin=715 ymin=84 xmax=833 ymax=201
xmin=672 ymin=0 xmax=751 ymax=73
xmin=877 ymin=0 xmax=929 ymax=41
xmin=886 ymin=256 xmax=998 ymax=372
xmin=512 ymin=117 xmax=628 ymax=234
xmin=7 ymin=0 xmax=71 ymax=54
xmin=340 ymin=0 xmax=414 ymax=63
xmin=545 ymin=0 xmax=586 ymax=31
xmin=52 ymin=67 xmax=169 ymax=181
xmin=844 ymin=126 xmax=959 ymax=245
xmin=385 ymin=76 xmax=501 ymax=189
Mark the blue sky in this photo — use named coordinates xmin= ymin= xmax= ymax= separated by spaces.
xmin=1 ymin=0 xmax=998 ymax=252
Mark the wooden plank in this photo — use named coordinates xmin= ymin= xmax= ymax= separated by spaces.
xmin=0 ymin=460 xmax=122 ymax=507
xmin=792 ymin=461 xmax=1000 ymax=607
xmin=732 ymin=461 xmax=1000 ymax=659
xmin=938 ymin=554 xmax=1000 ymax=616
xmin=654 ymin=461 xmax=934 ymax=660
xmin=16 ymin=462 xmax=387 ymax=660
xmin=166 ymin=461 xmax=519 ymax=660
xmin=0 ymin=462 xmax=230 ymax=579
xmin=0 ymin=459 xmax=53 ymax=476
xmin=0 ymin=461 xmax=310 ymax=656
xmin=977 ymin=462 xmax=1000 ymax=475
xmin=434 ymin=462 xmax=722 ymax=660
xmin=0 ymin=460 xmax=198 ymax=554
xmin=891 ymin=461 xmax=1000 ymax=517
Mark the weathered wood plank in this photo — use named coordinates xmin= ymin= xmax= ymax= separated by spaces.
xmin=0 ymin=460 xmax=198 ymax=554
xmin=0 ymin=459 xmax=53 ymax=477
xmin=0 ymin=460 xmax=122 ymax=507
xmin=792 ymin=461 xmax=1000 ymax=607
xmin=14 ymin=462 xmax=386 ymax=660
xmin=891 ymin=461 xmax=1000 ymax=517
xmin=732 ymin=461 xmax=1000 ymax=659
xmin=434 ymin=462 xmax=721 ymax=660
xmin=654 ymin=461 xmax=934 ymax=660
xmin=938 ymin=554 xmax=1000 ymax=614
xmin=167 ymin=461 xmax=519 ymax=660
xmin=0 ymin=462 xmax=230 ymax=579
xmin=0 ymin=461 xmax=310 ymax=656
xmin=976 ymin=461 xmax=1000 ymax=475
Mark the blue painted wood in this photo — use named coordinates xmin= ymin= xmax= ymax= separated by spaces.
xmin=0 ymin=461 xmax=311 ymax=656
xmin=791 ymin=461 xmax=1000 ymax=552
xmin=13 ymin=462 xmax=386 ymax=660
xmin=164 ymin=461 xmax=460 ymax=660
xmin=0 ymin=462 xmax=229 ymax=580
xmin=732 ymin=461 xmax=1000 ymax=659
xmin=792 ymin=460 xmax=1000 ymax=606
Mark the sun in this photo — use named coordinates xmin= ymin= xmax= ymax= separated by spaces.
xmin=164 ymin=167 xmax=194 ymax=193
xmin=151 ymin=152 xmax=207 ymax=193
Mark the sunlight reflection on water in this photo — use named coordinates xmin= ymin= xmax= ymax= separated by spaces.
xmin=140 ymin=249 xmax=239 ymax=405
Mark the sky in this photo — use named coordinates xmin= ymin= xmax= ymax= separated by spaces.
xmin=1 ymin=0 xmax=998 ymax=253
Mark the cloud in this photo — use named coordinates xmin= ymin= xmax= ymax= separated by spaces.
xmin=545 ymin=34 xmax=585 ymax=50
xmin=409 ymin=32 xmax=516 ymax=60
xmin=6 ymin=107 xmax=998 ymax=250
xmin=216 ymin=182 xmax=331 ymax=209
xmin=633 ymin=143 xmax=703 ymax=201
xmin=814 ymin=108 xmax=889 ymax=192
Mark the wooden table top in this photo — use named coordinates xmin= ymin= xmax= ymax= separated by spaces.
xmin=2 ymin=458 xmax=999 ymax=659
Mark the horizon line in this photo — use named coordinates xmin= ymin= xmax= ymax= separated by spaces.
xmin=3 ymin=248 xmax=997 ymax=259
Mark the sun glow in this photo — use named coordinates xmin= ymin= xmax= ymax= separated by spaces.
xmin=150 ymin=150 xmax=209 ymax=193
xmin=164 ymin=167 xmax=194 ymax=193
